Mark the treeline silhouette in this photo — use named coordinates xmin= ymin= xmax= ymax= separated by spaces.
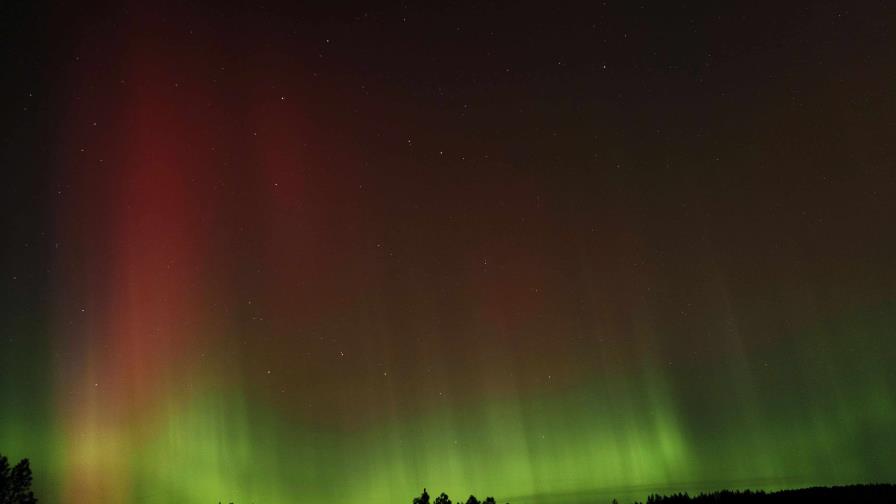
xmin=411 ymin=485 xmax=896 ymax=504
xmin=633 ymin=484 xmax=896 ymax=504
xmin=0 ymin=454 xmax=37 ymax=504
xmin=4 ymin=451 xmax=896 ymax=504
xmin=413 ymin=488 xmax=505 ymax=504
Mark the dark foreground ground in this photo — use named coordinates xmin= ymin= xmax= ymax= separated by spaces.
xmin=633 ymin=484 xmax=895 ymax=503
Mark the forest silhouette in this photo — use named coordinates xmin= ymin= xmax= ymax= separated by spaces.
xmin=0 ymin=454 xmax=37 ymax=504
xmin=633 ymin=484 xmax=896 ymax=503
xmin=413 ymin=486 xmax=896 ymax=504
xmin=3 ymin=452 xmax=895 ymax=504
xmin=413 ymin=488 xmax=501 ymax=504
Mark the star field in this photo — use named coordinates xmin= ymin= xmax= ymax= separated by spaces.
xmin=1 ymin=2 xmax=895 ymax=503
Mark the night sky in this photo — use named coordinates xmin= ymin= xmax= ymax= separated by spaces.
xmin=2 ymin=2 xmax=895 ymax=503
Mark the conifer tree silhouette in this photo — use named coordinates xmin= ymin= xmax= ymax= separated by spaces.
xmin=0 ymin=454 xmax=38 ymax=504
xmin=413 ymin=488 xmax=431 ymax=504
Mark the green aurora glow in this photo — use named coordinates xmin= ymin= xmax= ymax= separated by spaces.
xmin=1 ymin=3 xmax=895 ymax=503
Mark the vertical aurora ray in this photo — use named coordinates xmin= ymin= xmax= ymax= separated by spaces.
xmin=53 ymin=25 xmax=216 ymax=502
xmin=1 ymin=2 xmax=894 ymax=503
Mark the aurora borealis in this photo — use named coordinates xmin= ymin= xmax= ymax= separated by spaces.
xmin=1 ymin=2 xmax=895 ymax=503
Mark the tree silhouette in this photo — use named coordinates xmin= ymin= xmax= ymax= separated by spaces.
xmin=414 ymin=490 xmax=501 ymax=504
xmin=413 ymin=488 xmax=431 ymax=504
xmin=0 ymin=454 xmax=38 ymax=504
xmin=634 ymin=484 xmax=896 ymax=503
